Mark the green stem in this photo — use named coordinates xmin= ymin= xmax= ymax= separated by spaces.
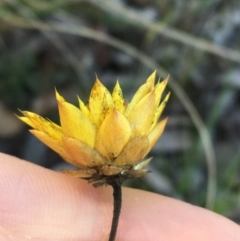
xmin=108 ymin=179 xmax=122 ymax=241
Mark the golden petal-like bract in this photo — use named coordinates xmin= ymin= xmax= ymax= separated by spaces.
xmin=18 ymin=71 xmax=169 ymax=186
xmin=18 ymin=111 xmax=63 ymax=140
xmin=127 ymin=91 xmax=155 ymax=137
xmin=95 ymin=108 xmax=132 ymax=162
xmin=125 ymin=72 xmax=155 ymax=117
xmin=62 ymin=137 xmax=105 ymax=167
xmin=56 ymin=90 xmax=96 ymax=148
xmin=112 ymin=81 xmax=126 ymax=114
xmin=89 ymin=77 xmax=114 ymax=128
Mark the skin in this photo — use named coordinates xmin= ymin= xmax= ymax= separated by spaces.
xmin=0 ymin=152 xmax=240 ymax=241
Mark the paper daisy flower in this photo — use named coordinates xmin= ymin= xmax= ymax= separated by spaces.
xmin=18 ymin=71 xmax=169 ymax=186
xmin=18 ymin=71 xmax=170 ymax=241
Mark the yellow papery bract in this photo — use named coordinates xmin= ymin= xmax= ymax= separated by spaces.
xmin=112 ymin=81 xmax=126 ymax=113
xmin=124 ymin=71 xmax=156 ymax=117
xmin=78 ymin=96 xmax=90 ymax=117
xmin=19 ymin=111 xmax=62 ymax=140
xmin=145 ymin=70 xmax=156 ymax=88
xmin=89 ymin=77 xmax=114 ymax=128
xmin=18 ymin=116 xmax=34 ymax=128
xmin=30 ymin=130 xmax=68 ymax=161
xmin=18 ymin=71 xmax=169 ymax=185
xmin=147 ymin=118 xmax=168 ymax=155
xmin=56 ymin=91 xmax=95 ymax=148
xmin=95 ymin=108 xmax=131 ymax=162
xmin=127 ymin=91 xmax=155 ymax=137
xmin=154 ymin=76 xmax=169 ymax=108
xmin=151 ymin=92 xmax=170 ymax=131
xmin=113 ymin=135 xmax=149 ymax=166
xmin=62 ymin=137 xmax=105 ymax=168
xmin=134 ymin=157 xmax=152 ymax=170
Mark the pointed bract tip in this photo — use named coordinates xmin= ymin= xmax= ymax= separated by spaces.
xmin=55 ymin=88 xmax=64 ymax=101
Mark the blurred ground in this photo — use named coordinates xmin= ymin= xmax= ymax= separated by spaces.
xmin=0 ymin=0 xmax=240 ymax=222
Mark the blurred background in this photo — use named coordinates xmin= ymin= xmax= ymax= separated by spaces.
xmin=0 ymin=0 xmax=240 ymax=223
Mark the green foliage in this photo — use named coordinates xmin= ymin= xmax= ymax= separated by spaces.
xmin=0 ymin=53 xmax=39 ymax=109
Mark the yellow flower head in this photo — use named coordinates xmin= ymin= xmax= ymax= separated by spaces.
xmin=18 ymin=71 xmax=170 ymax=186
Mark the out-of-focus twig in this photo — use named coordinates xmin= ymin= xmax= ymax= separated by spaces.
xmin=91 ymin=0 xmax=240 ymax=64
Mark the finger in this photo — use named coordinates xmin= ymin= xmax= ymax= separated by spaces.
xmin=0 ymin=152 xmax=111 ymax=240
xmin=0 ymin=152 xmax=240 ymax=241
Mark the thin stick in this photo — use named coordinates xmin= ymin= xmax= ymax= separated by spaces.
xmin=108 ymin=179 xmax=122 ymax=241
